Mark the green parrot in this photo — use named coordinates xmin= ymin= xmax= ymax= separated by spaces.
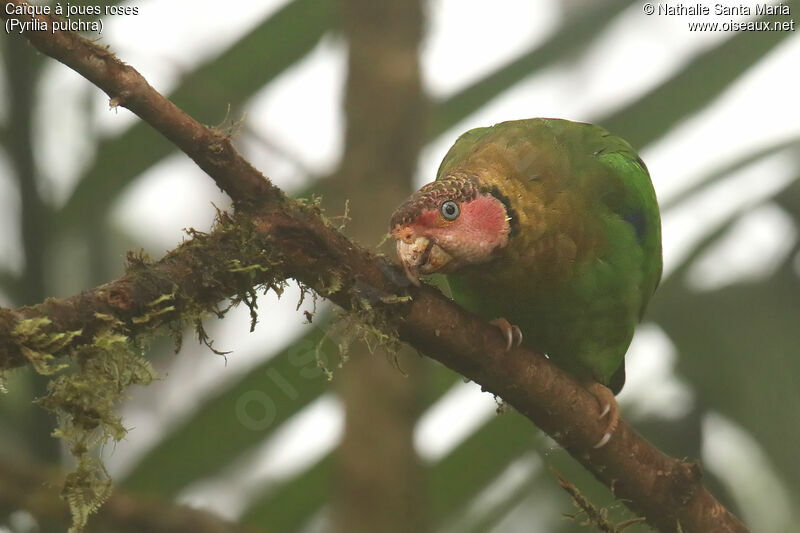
xmin=389 ymin=118 xmax=662 ymax=447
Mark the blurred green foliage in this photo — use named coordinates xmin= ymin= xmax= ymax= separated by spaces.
xmin=1 ymin=0 xmax=798 ymax=532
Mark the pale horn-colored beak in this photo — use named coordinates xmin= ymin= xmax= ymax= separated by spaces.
xmin=394 ymin=232 xmax=453 ymax=286
xmin=396 ymin=236 xmax=430 ymax=286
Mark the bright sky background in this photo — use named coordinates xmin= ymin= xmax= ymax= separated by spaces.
xmin=2 ymin=0 xmax=799 ymax=530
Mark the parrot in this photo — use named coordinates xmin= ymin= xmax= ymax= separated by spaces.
xmin=389 ymin=118 xmax=662 ymax=447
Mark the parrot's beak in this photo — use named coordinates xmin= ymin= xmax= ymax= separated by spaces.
xmin=392 ymin=229 xmax=453 ymax=286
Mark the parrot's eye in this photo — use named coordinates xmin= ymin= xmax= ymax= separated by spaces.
xmin=441 ymin=201 xmax=460 ymax=221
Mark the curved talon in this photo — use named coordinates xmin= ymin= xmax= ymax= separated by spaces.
xmin=502 ymin=331 xmax=513 ymax=351
xmin=594 ymin=432 xmax=612 ymax=449
xmin=511 ymin=325 xmax=523 ymax=347
xmin=585 ymin=381 xmax=620 ymax=449
xmin=490 ymin=318 xmax=523 ymax=352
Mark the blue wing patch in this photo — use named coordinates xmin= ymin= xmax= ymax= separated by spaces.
xmin=623 ymin=209 xmax=647 ymax=244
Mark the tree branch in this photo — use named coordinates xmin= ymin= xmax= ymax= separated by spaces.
xmin=1 ymin=1 xmax=275 ymax=205
xmin=0 ymin=3 xmax=747 ymax=532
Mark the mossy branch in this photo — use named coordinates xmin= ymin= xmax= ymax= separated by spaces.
xmin=0 ymin=2 xmax=747 ymax=532
xmin=0 ymin=213 xmax=291 ymax=371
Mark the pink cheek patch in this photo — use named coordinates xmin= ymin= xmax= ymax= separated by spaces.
xmin=416 ymin=210 xmax=440 ymax=228
xmin=419 ymin=194 xmax=510 ymax=265
xmin=460 ymin=195 xmax=510 ymax=244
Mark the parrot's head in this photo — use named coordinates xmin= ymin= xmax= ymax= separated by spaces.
xmin=389 ymin=175 xmax=511 ymax=285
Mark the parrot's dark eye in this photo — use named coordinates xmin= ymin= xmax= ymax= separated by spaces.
xmin=441 ymin=201 xmax=460 ymax=221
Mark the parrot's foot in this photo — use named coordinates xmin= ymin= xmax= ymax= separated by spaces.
xmin=585 ymin=381 xmax=620 ymax=449
xmin=489 ymin=318 xmax=523 ymax=351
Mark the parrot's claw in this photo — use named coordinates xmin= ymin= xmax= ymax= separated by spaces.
xmin=585 ymin=381 xmax=620 ymax=449
xmin=594 ymin=431 xmax=612 ymax=449
xmin=489 ymin=318 xmax=523 ymax=351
